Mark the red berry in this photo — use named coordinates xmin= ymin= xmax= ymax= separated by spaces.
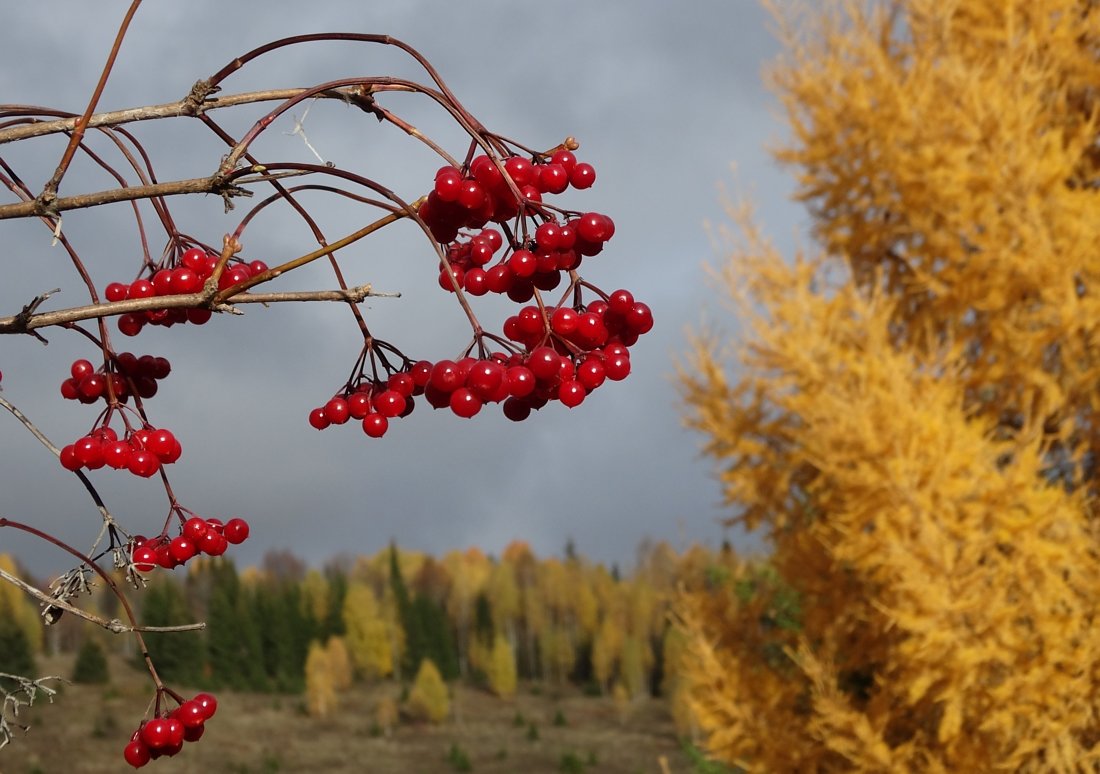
xmin=551 ymin=307 xmax=579 ymax=336
xmin=479 ymin=228 xmax=503 ymax=252
xmin=129 ymin=279 xmax=156 ymax=299
xmin=323 ymin=396 xmax=350 ymax=425
xmin=604 ymin=354 xmax=631 ymax=381
xmin=410 ymin=360 xmax=433 ymax=389
xmin=124 ymin=739 xmax=151 ymax=768
xmin=168 ymin=536 xmax=197 ymax=564
xmin=200 ymin=530 xmax=228 ymax=556
xmin=429 ymin=360 xmax=462 ymax=393
xmin=105 ymin=282 xmax=129 ymax=302
xmin=466 ymin=361 xmax=505 ymax=401
xmin=569 ymin=162 xmax=596 ymax=189
xmin=463 ymin=267 xmax=489 ymax=296
xmin=558 ymin=380 xmax=586 ymax=408
xmin=373 ymin=389 xmax=406 ymax=418
xmin=193 ymin=693 xmax=218 ymax=720
xmin=308 ymin=407 xmax=330 ymax=430
xmin=103 ymin=440 xmax=133 ymax=469
xmin=60 ymin=444 xmax=81 ymax=471
xmin=502 ymin=397 xmax=532 ymax=422
xmin=362 ymin=413 xmax=389 ymax=438
xmin=223 ymin=518 xmax=250 ymax=545
xmin=575 ymin=212 xmax=613 ymax=243
xmin=608 ymin=289 xmax=636 ymax=316
xmin=183 ymin=517 xmax=208 ymax=542
xmin=127 ymin=450 xmax=161 ymax=478
xmin=433 ymin=167 xmax=463 ymax=202
xmin=74 ymin=435 xmax=105 ymax=469
xmin=146 ymin=428 xmax=177 ymax=460
xmin=140 ymin=717 xmax=172 ymax=750
xmin=503 ymin=156 xmax=535 ymax=188
xmin=550 ymin=149 xmax=577 ymax=172
xmin=577 ymin=359 xmax=607 ymax=391
xmin=217 ymin=266 xmax=250 ymax=291
xmin=449 ymin=388 xmax=482 ymax=418
xmin=538 ymin=163 xmax=569 ymax=194
xmin=169 ymin=267 xmax=202 ymax=294
xmin=387 ymin=372 xmax=416 ymax=397
xmin=347 ymin=391 xmax=373 ymax=420
xmin=627 ymin=302 xmax=654 ymax=334
xmin=508 ymin=249 xmax=537 ymax=278
xmin=506 ymin=366 xmax=536 ymax=398
xmin=175 ymin=700 xmax=206 ymax=729
xmin=485 ymin=264 xmax=514 ymax=294
xmin=526 ymin=347 xmax=560 ymax=381
xmin=118 ymin=314 xmax=144 ymax=337
xmin=131 ymin=546 xmax=157 ymax=573
xmin=181 ymin=247 xmax=207 ymax=271
xmin=457 ymin=179 xmax=488 ymax=211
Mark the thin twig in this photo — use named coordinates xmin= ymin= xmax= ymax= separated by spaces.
xmin=0 ymin=567 xmax=205 ymax=634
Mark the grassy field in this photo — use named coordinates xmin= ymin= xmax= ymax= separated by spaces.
xmin=2 ymin=654 xmax=703 ymax=773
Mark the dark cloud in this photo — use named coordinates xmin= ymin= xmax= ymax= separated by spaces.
xmin=2 ymin=1 xmax=797 ymax=578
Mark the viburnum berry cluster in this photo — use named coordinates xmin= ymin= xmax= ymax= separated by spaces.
xmin=123 ymin=692 xmax=218 ymax=768
xmin=307 ymin=151 xmax=652 ymax=437
xmin=108 ymin=247 xmax=268 ymax=337
xmin=59 ymin=422 xmax=180 ymax=477
xmin=130 ymin=515 xmax=250 ymax=572
xmin=61 ymin=353 xmax=171 ymax=404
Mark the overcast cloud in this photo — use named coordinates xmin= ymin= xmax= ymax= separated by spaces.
xmin=0 ymin=1 xmax=806 ymax=578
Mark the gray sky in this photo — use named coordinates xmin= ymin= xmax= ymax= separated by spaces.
xmin=0 ymin=1 xmax=806 ymax=578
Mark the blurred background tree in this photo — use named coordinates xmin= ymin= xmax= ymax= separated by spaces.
xmin=677 ymin=0 xmax=1100 ymax=770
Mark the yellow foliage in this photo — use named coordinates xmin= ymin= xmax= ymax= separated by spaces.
xmin=342 ymin=582 xmax=393 ymax=680
xmin=678 ymin=0 xmax=1100 ymax=770
xmin=485 ymin=635 xmax=517 ymax=699
xmin=325 ymin=636 xmax=353 ymax=692
xmin=407 ymin=658 xmax=449 ymax=723
xmin=304 ymin=640 xmax=337 ymax=718
xmin=0 ymin=553 xmax=43 ymax=654
xmin=299 ymin=569 xmax=329 ymax=624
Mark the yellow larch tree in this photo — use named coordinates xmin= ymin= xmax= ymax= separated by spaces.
xmin=342 ymin=581 xmax=394 ymax=680
xmin=407 ymin=657 xmax=450 ymax=723
xmin=485 ymin=633 xmax=518 ymax=699
xmin=678 ymin=0 xmax=1100 ymax=771
xmin=304 ymin=639 xmax=337 ymax=718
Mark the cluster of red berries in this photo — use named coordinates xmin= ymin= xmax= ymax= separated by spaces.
xmin=308 ymin=372 xmax=417 ymax=438
xmin=507 ymin=291 xmax=652 ymax=351
xmin=308 ymin=332 xmax=641 ymax=436
xmin=436 ymin=211 xmax=613 ymax=302
xmin=130 ymin=516 xmax=250 ymax=572
xmin=307 ymin=149 xmax=651 ymax=436
xmin=60 ymin=424 xmax=180 ymax=477
xmin=107 ymin=247 xmax=268 ymax=336
xmin=60 ymin=353 xmax=171 ymax=404
xmin=419 ymin=150 xmax=594 ymax=244
xmin=123 ymin=693 xmax=217 ymax=767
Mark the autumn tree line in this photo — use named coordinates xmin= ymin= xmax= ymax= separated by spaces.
xmin=0 ymin=540 xmax=746 ymax=733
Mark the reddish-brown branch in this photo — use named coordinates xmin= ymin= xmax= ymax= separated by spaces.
xmin=40 ymin=0 xmax=144 ymax=200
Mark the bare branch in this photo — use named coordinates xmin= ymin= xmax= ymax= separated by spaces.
xmin=0 ymin=566 xmax=205 ymax=634
xmin=0 ymin=284 xmax=396 ymax=334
